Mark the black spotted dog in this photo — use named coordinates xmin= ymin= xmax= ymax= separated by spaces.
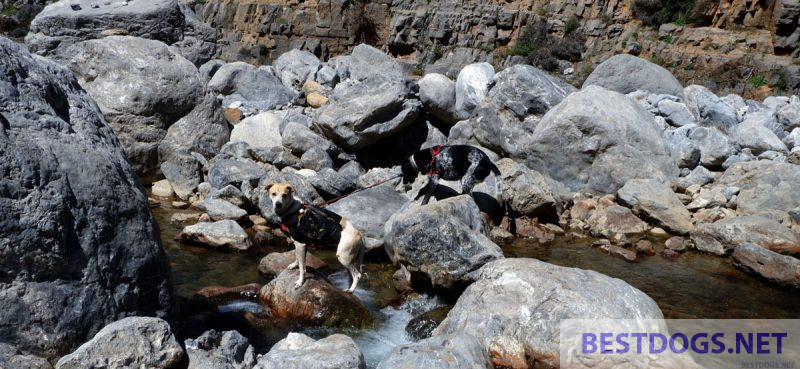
xmin=401 ymin=144 xmax=501 ymax=205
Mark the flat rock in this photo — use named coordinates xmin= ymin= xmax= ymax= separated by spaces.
xmin=178 ymin=220 xmax=252 ymax=251
xmin=733 ymin=243 xmax=800 ymax=289
xmin=229 ymin=112 xmax=283 ymax=149
xmin=690 ymin=215 xmax=800 ymax=255
xmin=617 ymin=178 xmax=694 ymax=235
xmin=258 ymin=251 xmax=329 ymax=279
xmin=254 ymin=332 xmax=365 ymax=369
xmin=196 ymin=198 xmax=247 ymax=221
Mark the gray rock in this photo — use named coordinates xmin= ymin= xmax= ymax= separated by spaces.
xmin=307 ymin=168 xmax=357 ymax=198
xmin=676 ymin=166 xmax=715 ymax=191
xmin=315 ymin=65 xmax=339 ymax=87
xmin=67 ymin=36 xmax=203 ymax=177
xmin=208 ymin=159 xmax=267 ymax=190
xmin=527 ymin=85 xmax=678 ymax=193
xmin=282 ymin=121 xmax=339 ymax=156
xmin=582 ymin=54 xmax=683 ymax=95
xmin=326 ymin=185 xmax=410 ymax=250
xmin=418 ymin=73 xmax=457 ymax=124
xmin=721 ymin=150 xmax=756 ymax=169
xmin=617 ymin=178 xmax=694 ymax=235
xmin=26 ymin=0 xmax=185 ymax=58
xmin=199 ymin=59 xmax=225 ymax=84
xmin=0 ymin=344 xmax=52 ymax=369
xmin=384 ymin=196 xmax=503 ymax=289
xmin=208 ymin=185 xmax=247 ymax=207
xmin=432 ymin=258 xmax=691 ymax=369
xmin=348 ymin=43 xmax=403 ymax=82
xmin=256 ymin=171 xmax=323 ymax=221
xmin=454 ymin=62 xmax=495 ymax=119
xmin=495 ymin=158 xmax=558 ymax=219
xmin=664 ymin=127 xmax=701 ymax=169
xmin=196 ymin=198 xmax=247 ymax=221
xmin=733 ymin=243 xmax=800 ymax=289
xmin=178 ymin=220 xmax=252 ymax=251
xmin=682 ymin=85 xmax=739 ymax=129
xmin=314 ymin=76 xmax=421 ymax=150
xmin=586 ymin=204 xmax=650 ymax=237
xmin=487 ymin=64 xmax=576 ymax=120
xmin=686 ymin=186 xmax=729 ymax=210
xmin=55 ymin=317 xmax=183 ymax=369
xmin=161 ymin=153 xmax=203 ymax=200
xmin=158 ymin=93 xmax=230 ymax=164
xmin=170 ymin=3 xmax=220 ymax=66
xmin=718 ymin=161 xmax=800 ymax=214
xmin=208 ymin=62 xmax=298 ymax=113
xmin=229 ymin=112 xmax=283 ymax=149
xmin=688 ymin=126 xmax=736 ymax=167
xmin=185 ymin=330 xmax=256 ymax=369
xmin=300 ymin=146 xmax=334 ymax=171
xmin=785 ymin=127 xmax=800 ymax=149
xmin=255 ymin=333 xmax=365 ymax=369
xmin=690 ymin=216 xmax=800 ymax=255
xmin=376 ymin=334 xmax=491 ymax=369
xmin=250 ymin=146 xmax=302 ymax=169
xmin=777 ymin=95 xmax=800 ymax=130
xmin=657 ymin=99 xmax=696 ymax=127
xmin=0 ymin=36 xmax=173 ymax=359
xmin=337 ymin=161 xmax=366 ymax=184
xmin=734 ymin=112 xmax=789 ymax=154
xmin=274 ymin=49 xmax=322 ymax=89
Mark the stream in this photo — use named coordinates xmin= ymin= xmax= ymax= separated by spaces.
xmin=152 ymin=196 xmax=800 ymax=368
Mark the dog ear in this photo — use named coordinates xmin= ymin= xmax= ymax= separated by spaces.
xmin=264 ymin=182 xmax=274 ymax=192
xmin=286 ymin=185 xmax=294 ymax=194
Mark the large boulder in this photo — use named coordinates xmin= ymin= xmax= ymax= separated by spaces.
xmin=274 ymin=49 xmax=322 ymax=89
xmin=258 ymin=269 xmax=372 ymax=328
xmin=617 ymin=178 xmax=694 ymax=235
xmin=347 ymin=43 xmax=403 ymax=82
xmin=158 ymin=93 xmax=230 ymax=163
xmin=687 ymin=126 xmax=736 ymax=167
xmin=733 ymin=243 xmax=800 ymax=289
xmin=376 ymin=334 xmax=492 ymax=369
xmin=495 ymin=158 xmax=558 ymax=219
xmin=384 ymin=196 xmax=504 ymax=289
xmin=55 ymin=317 xmax=183 ymax=369
xmin=582 ymin=54 xmax=683 ymax=95
xmin=0 ymin=37 xmax=173 ymax=359
xmin=682 ymin=85 xmax=739 ymax=129
xmin=229 ymin=111 xmax=283 ymax=149
xmin=718 ymin=161 xmax=800 ymax=215
xmin=255 ymin=332 xmax=365 ymax=369
xmin=418 ymin=73 xmax=457 ymax=124
xmin=326 ymin=185 xmax=410 ymax=250
xmin=488 ymin=64 xmax=576 ymax=120
xmin=207 ymin=61 xmax=298 ymax=113
xmin=184 ymin=329 xmax=256 ymax=369
xmin=314 ymin=75 xmax=421 ymax=151
xmin=432 ymin=258 xmax=689 ymax=368
xmin=526 ymin=85 xmax=678 ymax=194
xmin=67 ymin=35 xmax=203 ymax=178
xmin=690 ymin=215 xmax=800 ymax=255
xmin=454 ymin=62 xmax=495 ymax=119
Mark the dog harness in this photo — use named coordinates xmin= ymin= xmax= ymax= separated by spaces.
xmin=425 ymin=145 xmax=444 ymax=176
xmin=279 ymin=204 xmax=343 ymax=247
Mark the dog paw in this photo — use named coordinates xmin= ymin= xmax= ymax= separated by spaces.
xmin=294 ymin=279 xmax=304 ymax=289
xmin=343 ymin=288 xmax=354 ymax=294
xmin=286 ymin=261 xmax=298 ymax=270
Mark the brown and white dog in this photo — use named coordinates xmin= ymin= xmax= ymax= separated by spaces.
xmin=264 ymin=182 xmax=364 ymax=293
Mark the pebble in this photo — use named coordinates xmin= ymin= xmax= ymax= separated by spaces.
xmin=151 ymin=179 xmax=174 ymax=198
xmin=649 ymin=227 xmax=667 ymax=236
xmin=635 ymin=240 xmax=655 ymax=255
xmin=171 ymin=201 xmax=189 ymax=209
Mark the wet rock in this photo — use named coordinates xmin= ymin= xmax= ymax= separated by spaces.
xmin=661 ymin=249 xmax=680 ymax=258
xmin=690 ymin=215 xmax=800 ymax=255
xmin=207 ymin=62 xmax=298 ymax=112
xmin=527 ymin=85 xmax=678 ymax=194
xmin=178 ymin=220 xmax=252 ymax=251
xmin=229 ymin=112 xmax=283 ymax=149
xmin=636 ymin=240 xmax=656 ymax=255
xmin=255 ymin=332 xmax=365 ymax=369
xmin=258 ymin=269 xmax=372 ymax=328
xmin=617 ymin=178 xmax=694 ymax=235
xmin=733 ymin=243 xmax=800 ymax=289
xmin=586 ymin=205 xmax=649 ymax=237
xmin=55 ymin=317 xmax=183 ymax=369
xmin=185 ymin=329 xmax=256 ymax=369
xmin=454 ymin=62 xmax=494 ymax=119
xmin=683 ymin=85 xmax=739 ymax=129
xmin=196 ymin=198 xmax=247 ymax=221
xmin=384 ymin=196 xmax=504 ymax=289
xmin=376 ymin=334 xmax=491 ymax=369
xmin=196 ymin=283 xmax=262 ymax=302
xmin=326 ymin=185 xmax=410 ymax=250
xmin=152 ymin=179 xmax=175 ymax=198
xmin=170 ymin=213 xmax=203 ymax=224
xmin=405 ymin=306 xmax=452 ymax=341
xmin=67 ymin=35 xmax=203 ymax=177
xmin=314 ymin=75 xmax=421 ymax=150
xmin=718 ymin=161 xmax=800 ymax=215
xmin=348 ymin=43 xmax=403 ymax=82
xmin=582 ymin=54 xmax=683 ymax=95
xmin=274 ymin=49 xmax=322 ymax=89
xmin=419 ymin=73 xmax=458 ymax=124
xmin=0 ymin=37 xmax=174 ymax=359
xmin=665 ymin=236 xmax=690 ymax=252
xmin=258 ymin=251 xmax=329 ymax=279
xmin=433 ymin=258 xmax=686 ymax=369
xmin=600 ymin=244 xmax=638 ymax=262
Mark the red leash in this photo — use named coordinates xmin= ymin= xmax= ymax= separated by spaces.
xmin=314 ymin=173 xmax=402 ymax=208
xmin=425 ymin=146 xmax=444 ymax=176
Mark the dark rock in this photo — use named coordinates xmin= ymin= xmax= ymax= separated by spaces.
xmin=733 ymin=243 xmax=800 ymax=289
xmin=405 ymin=306 xmax=452 ymax=341
xmin=326 ymin=185 xmax=410 ymax=250
xmin=207 ymin=62 xmax=298 ymax=113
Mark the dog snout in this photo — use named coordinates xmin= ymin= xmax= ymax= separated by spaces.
xmin=274 ymin=201 xmax=283 ymax=209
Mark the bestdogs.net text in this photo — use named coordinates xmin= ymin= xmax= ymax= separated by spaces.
xmin=582 ymin=332 xmax=788 ymax=355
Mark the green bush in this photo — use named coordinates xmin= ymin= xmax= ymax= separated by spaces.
xmin=1 ymin=4 xmax=16 ymax=16
xmin=633 ymin=0 xmax=697 ymax=27
xmin=750 ymin=75 xmax=767 ymax=88
xmin=509 ymin=18 xmax=585 ymax=72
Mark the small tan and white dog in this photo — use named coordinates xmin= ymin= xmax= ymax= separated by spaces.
xmin=264 ymin=182 xmax=364 ymax=293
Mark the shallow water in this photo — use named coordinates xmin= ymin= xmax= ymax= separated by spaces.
xmin=152 ymin=197 xmax=800 ymax=367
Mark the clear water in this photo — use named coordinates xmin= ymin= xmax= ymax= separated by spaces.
xmin=151 ymin=197 xmax=800 ymax=368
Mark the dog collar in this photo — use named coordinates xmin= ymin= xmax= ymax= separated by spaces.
xmin=425 ymin=145 xmax=444 ymax=176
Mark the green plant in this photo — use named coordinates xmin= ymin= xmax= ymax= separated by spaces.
xmin=601 ymin=13 xmax=611 ymax=25
xmin=565 ymin=16 xmax=581 ymax=35
xmin=622 ymin=40 xmax=628 ymax=48
xmin=662 ymin=34 xmax=673 ymax=44
xmin=432 ymin=45 xmax=444 ymax=59
xmin=1 ymin=4 xmax=16 ymax=16
xmin=633 ymin=0 xmax=697 ymax=27
xmin=509 ymin=19 xmax=586 ymax=72
xmin=411 ymin=63 xmax=425 ymax=76
xmin=750 ymin=74 xmax=767 ymax=88
xmin=632 ymin=31 xmax=639 ymax=40
xmin=683 ymin=63 xmax=695 ymax=71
